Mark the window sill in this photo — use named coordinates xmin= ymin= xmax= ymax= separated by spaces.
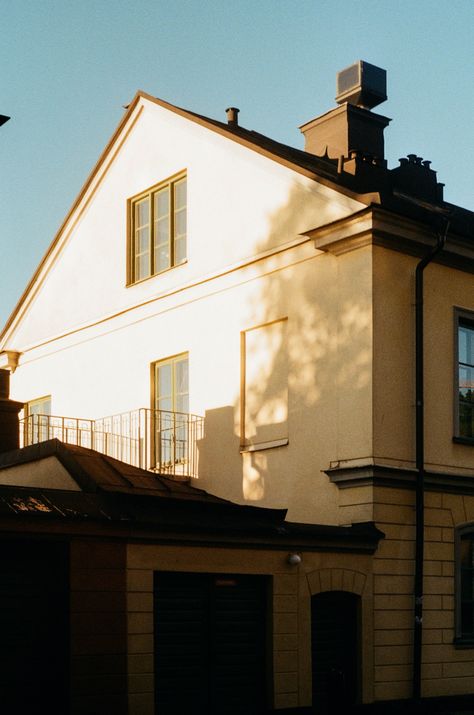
xmin=126 ymin=259 xmax=188 ymax=287
xmin=453 ymin=637 xmax=474 ymax=649
xmin=240 ymin=438 xmax=289 ymax=453
xmin=453 ymin=436 xmax=474 ymax=446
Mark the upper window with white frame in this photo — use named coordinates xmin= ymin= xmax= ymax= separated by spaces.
xmin=128 ymin=173 xmax=187 ymax=284
xmin=455 ymin=309 xmax=474 ymax=442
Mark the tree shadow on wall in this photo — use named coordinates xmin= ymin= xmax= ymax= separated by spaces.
xmin=197 ymin=178 xmax=372 ymax=521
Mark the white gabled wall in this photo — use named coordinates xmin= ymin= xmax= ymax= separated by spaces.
xmin=5 ymin=96 xmax=372 ymax=523
xmin=6 ymin=97 xmax=361 ymax=348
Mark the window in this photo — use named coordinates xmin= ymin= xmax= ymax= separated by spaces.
xmin=25 ymin=395 xmax=52 ymax=444
xmin=455 ymin=310 xmax=474 ymax=441
xmin=456 ymin=528 xmax=474 ymax=645
xmin=152 ymin=354 xmax=189 ymax=469
xmin=129 ymin=173 xmax=187 ymax=284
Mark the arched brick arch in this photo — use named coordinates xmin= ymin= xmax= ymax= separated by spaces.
xmin=306 ymin=567 xmax=367 ymax=596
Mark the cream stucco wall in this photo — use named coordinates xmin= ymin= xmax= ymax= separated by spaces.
xmin=126 ymin=543 xmax=374 ymax=714
xmin=6 ymin=239 xmax=373 ymax=524
xmin=372 ymin=246 xmax=474 ymax=476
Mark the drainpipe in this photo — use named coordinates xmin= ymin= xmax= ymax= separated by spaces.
xmin=413 ymin=217 xmax=450 ymax=703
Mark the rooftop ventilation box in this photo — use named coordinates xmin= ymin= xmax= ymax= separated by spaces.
xmin=336 ymin=61 xmax=387 ymax=110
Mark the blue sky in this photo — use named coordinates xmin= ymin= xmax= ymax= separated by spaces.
xmin=1 ymin=0 xmax=473 ymax=330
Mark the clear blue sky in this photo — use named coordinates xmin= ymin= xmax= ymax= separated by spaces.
xmin=1 ymin=0 xmax=473 ymax=330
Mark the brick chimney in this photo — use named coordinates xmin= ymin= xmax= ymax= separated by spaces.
xmin=300 ymin=61 xmax=390 ymax=162
xmin=0 ymin=369 xmax=23 ymax=453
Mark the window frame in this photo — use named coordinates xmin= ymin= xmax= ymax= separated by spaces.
xmin=454 ymin=307 xmax=474 ymax=445
xmin=127 ymin=171 xmax=187 ymax=286
xmin=24 ymin=395 xmax=52 ymax=444
xmin=150 ymin=353 xmax=189 ymax=469
xmin=455 ymin=525 xmax=474 ymax=647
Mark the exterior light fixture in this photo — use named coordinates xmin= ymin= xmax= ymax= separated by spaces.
xmin=287 ymin=553 xmax=302 ymax=566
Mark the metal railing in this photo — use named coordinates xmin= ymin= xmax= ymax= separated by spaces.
xmin=20 ymin=408 xmax=203 ymax=478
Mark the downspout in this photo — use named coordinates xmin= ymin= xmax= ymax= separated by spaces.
xmin=413 ymin=217 xmax=450 ymax=703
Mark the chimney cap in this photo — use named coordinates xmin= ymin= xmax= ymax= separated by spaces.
xmin=336 ymin=61 xmax=387 ymax=110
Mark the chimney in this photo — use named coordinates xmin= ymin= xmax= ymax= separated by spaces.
xmin=300 ymin=61 xmax=390 ymax=162
xmin=0 ymin=369 xmax=23 ymax=453
xmin=225 ymin=107 xmax=240 ymax=127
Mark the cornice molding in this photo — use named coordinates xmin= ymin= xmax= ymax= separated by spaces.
xmin=304 ymin=207 xmax=474 ymax=272
xmin=326 ymin=463 xmax=474 ymax=495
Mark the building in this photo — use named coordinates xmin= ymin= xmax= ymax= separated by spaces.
xmin=1 ymin=61 xmax=474 ymax=713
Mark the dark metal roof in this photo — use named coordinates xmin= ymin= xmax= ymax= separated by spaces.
xmin=0 ymin=439 xmax=233 ymax=502
xmin=0 ymin=440 xmax=384 ymax=552
xmin=186 ymin=108 xmax=342 ymax=181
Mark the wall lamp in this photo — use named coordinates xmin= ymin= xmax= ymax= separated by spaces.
xmin=287 ymin=553 xmax=302 ymax=566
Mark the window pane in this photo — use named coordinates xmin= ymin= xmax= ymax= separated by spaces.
xmin=461 ymin=537 xmax=474 ymax=637
xmin=462 ymin=603 xmax=474 ymax=636
xmin=175 ymin=358 xmax=189 ymax=416
xmin=173 ymin=179 xmax=186 ymax=266
xmin=28 ymin=397 xmax=51 ymax=416
xmin=175 ymin=359 xmax=189 ymax=394
xmin=155 ymin=243 xmax=170 ymax=273
xmin=460 ymin=404 xmax=474 ymax=439
xmin=460 ymin=324 xmax=474 ymax=366
xmin=136 ymin=226 xmax=150 ymax=254
xmin=158 ymin=364 xmax=172 ymax=401
xmin=174 ymin=179 xmax=186 ymax=210
xmin=135 ymin=198 xmax=150 ymax=228
xmin=136 ymin=253 xmax=150 ymax=281
xmin=174 ymin=236 xmax=186 ymax=265
xmin=156 ymin=215 xmax=170 ymax=244
xmin=154 ymin=188 xmax=170 ymax=218
xmin=174 ymin=209 xmax=186 ymax=239
xmin=459 ymin=366 xmax=474 ymax=398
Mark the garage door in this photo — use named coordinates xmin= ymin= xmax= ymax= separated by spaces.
xmin=154 ymin=572 xmax=268 ymax=714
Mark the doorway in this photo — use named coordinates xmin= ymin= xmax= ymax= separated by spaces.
xmin=311 ymin=590 xmax=360 ymax=714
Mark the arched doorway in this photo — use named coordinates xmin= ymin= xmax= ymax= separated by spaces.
xmin=311 ymin=590 xmax=360 ymax=714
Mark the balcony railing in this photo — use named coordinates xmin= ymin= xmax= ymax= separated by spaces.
xmin=19 ymin=408 xmax=204 ymax=478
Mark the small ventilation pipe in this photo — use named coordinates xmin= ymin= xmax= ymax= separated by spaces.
xmin=412 ymin=215 xmax=450 ymax=703
xmin=225 ymin=107 xmax=239 ymax=127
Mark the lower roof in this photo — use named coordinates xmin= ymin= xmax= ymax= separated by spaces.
xmin=0 ymin=439 xmax=384 ymax=553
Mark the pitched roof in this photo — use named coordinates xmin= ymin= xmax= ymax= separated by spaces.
xmin=0 ymin=438 xmax=234 ymax=503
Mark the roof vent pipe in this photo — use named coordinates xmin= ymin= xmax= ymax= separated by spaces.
xmin=225 ymin=107 xmax=239 ymax=127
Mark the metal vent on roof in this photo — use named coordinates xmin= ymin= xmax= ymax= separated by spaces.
xmin=336 ymin=61 xmax=387 ymax=110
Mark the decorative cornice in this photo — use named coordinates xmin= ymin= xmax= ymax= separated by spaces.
xmin=305 ymin=206 xmax=474 ymax=272
xmin=326 ymin=463 xmax=474 ymax=495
